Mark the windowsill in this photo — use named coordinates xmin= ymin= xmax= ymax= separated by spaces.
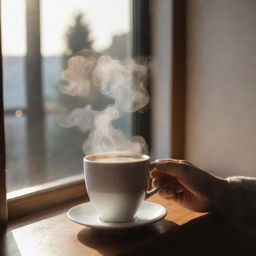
xmin=2 ymin=195 xmax=207 ymax=256
xmin=7 ymin=174 xmax=87 ymax=221
xmin=8 ymin=197 xmax=87 ymax=230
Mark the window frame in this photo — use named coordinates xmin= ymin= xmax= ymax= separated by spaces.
xmin=132 ymin=0 xmax=151 ymax=149
xmin=0 ymin=0 xmax=7 ymax=226
xmin=171 ymin=0 xmax=187 ymax=159
xmin=0 ymin=0 xmax=158 ymax=223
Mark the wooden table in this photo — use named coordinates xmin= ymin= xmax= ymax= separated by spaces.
xmin=1 ymin=194 xmax=256 ymax=256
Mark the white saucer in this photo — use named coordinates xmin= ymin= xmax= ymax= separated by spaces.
xmin=67 ymin=201 xmax=167 ymax=231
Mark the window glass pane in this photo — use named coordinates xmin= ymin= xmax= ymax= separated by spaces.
xmin=2 ymin=0 xmax=132 ymax=192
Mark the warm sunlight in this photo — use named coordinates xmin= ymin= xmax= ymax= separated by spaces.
xmin=2 ymin=0 xmax=130 ymax=56
xmin=2 ymin=0 xmax=132 ymax=192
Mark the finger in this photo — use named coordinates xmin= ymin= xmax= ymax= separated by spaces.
xmin=158 ymin=187 xmax=176 ymax=199
xmin=150 ymin=159 xmax=173 ymax=169
xmin=160 ymin=182 xmax=184 ymax=193
xmin=152 ymin=179 xmax=184 ymax=192
xmin=150 ymin=168 xmax=167 ymax=179
xmin=151 ymin=171 xmax=182 ymax=187
xmin=151 ymin=159 xmax=187 ymax=177
xmin=152 ymin=178 xmax=162 ymax=188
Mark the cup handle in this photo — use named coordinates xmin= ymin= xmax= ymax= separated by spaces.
xmin=145 ymin=187 xmax=160 ymax=199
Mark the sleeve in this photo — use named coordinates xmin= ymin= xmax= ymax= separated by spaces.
xmin=216 ymin=176 xmax=256 ymax=222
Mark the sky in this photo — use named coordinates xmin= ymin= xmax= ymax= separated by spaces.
xmin=2 ymin=0 xmax=130 ymax=56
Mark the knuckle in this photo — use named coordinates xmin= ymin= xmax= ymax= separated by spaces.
xmin=178 ymin=159 xmax=188 ymax=165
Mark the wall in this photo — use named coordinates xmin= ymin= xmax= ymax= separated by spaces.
xmin=186 ymin=0 xmax=256 ymax=177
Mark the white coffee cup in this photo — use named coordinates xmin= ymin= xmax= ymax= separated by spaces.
xmin=84 ymin=152 xmax=158 ymax=223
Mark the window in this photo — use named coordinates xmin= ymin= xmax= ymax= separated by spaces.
xmin=0 ymin=0 xmax=152 ymax=220
xmin=2 ymin=0 xmax=133 ymax=193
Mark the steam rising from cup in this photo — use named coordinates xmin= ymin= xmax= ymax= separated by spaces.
xmin=58 ymin=49 xmax=150 ymax=154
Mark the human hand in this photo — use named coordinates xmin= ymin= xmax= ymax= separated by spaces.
xmin=150 ymin=159 xmax=228 ymax=212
